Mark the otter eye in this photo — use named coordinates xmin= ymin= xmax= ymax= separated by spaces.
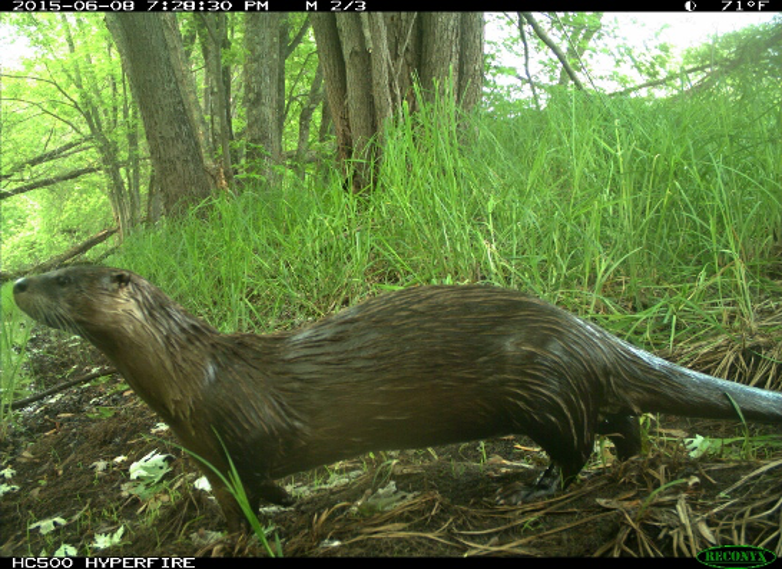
xmin=110 ymin=271 xmax=132 ymax=289
xmin=55 ymin=275 xmax=71 ymax=287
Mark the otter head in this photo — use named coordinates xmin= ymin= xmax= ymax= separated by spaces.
xmin=13 ymin=266 xmax=145 ymax=346
xmin=15 ymin=265 xmax=222 ymax=427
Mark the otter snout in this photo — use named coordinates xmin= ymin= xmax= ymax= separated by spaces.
xmin=12 ymin=273 xmax=72 ymax=332
xmin=13 ymin=275 xmax=44 ymax=321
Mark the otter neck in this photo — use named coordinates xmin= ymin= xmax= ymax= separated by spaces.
xmin=87 ymin=312 xmax=219 ymax=426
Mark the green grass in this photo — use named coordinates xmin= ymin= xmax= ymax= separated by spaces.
xmin=107 ymin=87 xmax=781 ymax=357
xmin=1 ymin=282 xmax=32 ymax=429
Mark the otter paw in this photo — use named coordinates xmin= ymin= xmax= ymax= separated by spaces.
xmin=495 ymin=481 xmax=556 ymax=505
xmin=495 ymin=465 xmax=562 ymax=505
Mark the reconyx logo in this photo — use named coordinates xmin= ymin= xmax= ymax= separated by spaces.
xmin=697 ymin=545 xmax=777 ymax=569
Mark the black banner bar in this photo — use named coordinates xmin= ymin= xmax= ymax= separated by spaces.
xmin=3 ymin=0 xmax=778 ymax=12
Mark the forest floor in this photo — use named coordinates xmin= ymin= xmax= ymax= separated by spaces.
xmin=2 ymin=327 xmax=782 ymax=559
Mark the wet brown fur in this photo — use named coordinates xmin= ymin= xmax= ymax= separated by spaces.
xmin=13 ymin=266 xmax=782 ymax=530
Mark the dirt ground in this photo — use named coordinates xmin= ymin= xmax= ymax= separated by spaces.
xmin=2 ymin=327 xmax=781 ymax=559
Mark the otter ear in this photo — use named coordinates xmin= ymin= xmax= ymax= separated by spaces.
xmin=111 ymin=271 xmax=133 ymax=289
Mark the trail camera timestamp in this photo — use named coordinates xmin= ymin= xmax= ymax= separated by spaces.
xmin=12 ymin=0 xmax=134 ymax=9
xmin=12 ymin=0 xmax=369 ymax=9
xmin=146 ymin=0 xmax=232 ymax=9
xmin=142 ymin=0 xmax=366 ymax=8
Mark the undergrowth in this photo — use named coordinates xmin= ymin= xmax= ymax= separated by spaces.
xmin=111 ymin=89 xmax=781 ymax=356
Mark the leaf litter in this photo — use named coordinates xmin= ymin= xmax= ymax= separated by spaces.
xmin=1 ymin=326 xmax=780 ymax=558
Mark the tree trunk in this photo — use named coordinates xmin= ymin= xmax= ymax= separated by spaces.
xmin=311 ymin=13 xmax=484 ymax=193
xmin=196 ymin=14 xmax=234 ymax=189
xmin=295 ymin=62 xmax=324 ymax=172
xmin=106 ymin=13 xmax=213 ymax=216
xmin=123 ymin=80 xmax=142 ymax=228
xmin=311 ymin=14 xmax=351 ymax=169
xmin=335 ymin=14 xmax=377 ymax=190
xmin=161 ymin=14 xmax=213 ymax=166
xmin=62 ymin=15 xmax=136 ymax=238
xmin=244 ymin=13 xmax=284 ymax=180
xmin=458 ymin=13 xmax=484 ymax=113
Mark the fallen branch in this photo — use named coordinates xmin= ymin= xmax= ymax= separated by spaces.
xmin=0 ymin=227 xmax=118 ymax=284
xmin=7 ymin=366 xmax=116 ymax=411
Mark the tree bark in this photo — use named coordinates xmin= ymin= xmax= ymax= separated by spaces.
xmin=197 ymin=14 xmax=234 ymax=189
xmin=161 ymin=14 xmax=213 ymax=165
xmin=296 ymin=62 xmax=324 ymax=170
xmin=311 ymin=14 xmax=351 ymax=168
xmin=244 ymin=13 xmax=284 ymax=179
xmin=458 ymin=13 xmax=484 ymax=113
xmin=106 ymin=13 xmax=213 ymax=216
xmin=311 ymin=13 xmax=484 ymax=193
xmin=335 ymin=14 xmax=377 ymax=190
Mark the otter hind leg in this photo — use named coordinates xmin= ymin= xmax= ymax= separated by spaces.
xmin=496 ymin=414 xmax=641 ymax=505
xmin=496 ymin=425 xmax=595 ymax=505
xmin=597 ymin=413 xmax=641 ymax=460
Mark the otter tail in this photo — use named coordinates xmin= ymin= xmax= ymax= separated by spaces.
xmin=611 ymin=336 xmax=782 ymax=423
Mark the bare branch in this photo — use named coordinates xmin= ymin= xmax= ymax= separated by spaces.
xmin=0 ymin=166 xmax=101 ymax=199
xmin=2 ymin=137 xmax=92 ymax=179
xmin=520 ymin=12 xmax=585 ymax=91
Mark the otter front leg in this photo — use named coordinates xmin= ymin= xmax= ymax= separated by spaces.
xmin=257 ymin=480 xmax=294 ymax=506
xmin=209 ymin=475 xmax=249 ymax=533
xmin=207 ymin=472 xmax=292 ymax=532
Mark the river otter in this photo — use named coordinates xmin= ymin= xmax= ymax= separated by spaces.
xmin=13 ymin=265 xmax=782 ymax=531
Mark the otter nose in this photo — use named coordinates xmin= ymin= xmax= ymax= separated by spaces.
xmin=13 ymin=278 xmax=29 ymax=295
